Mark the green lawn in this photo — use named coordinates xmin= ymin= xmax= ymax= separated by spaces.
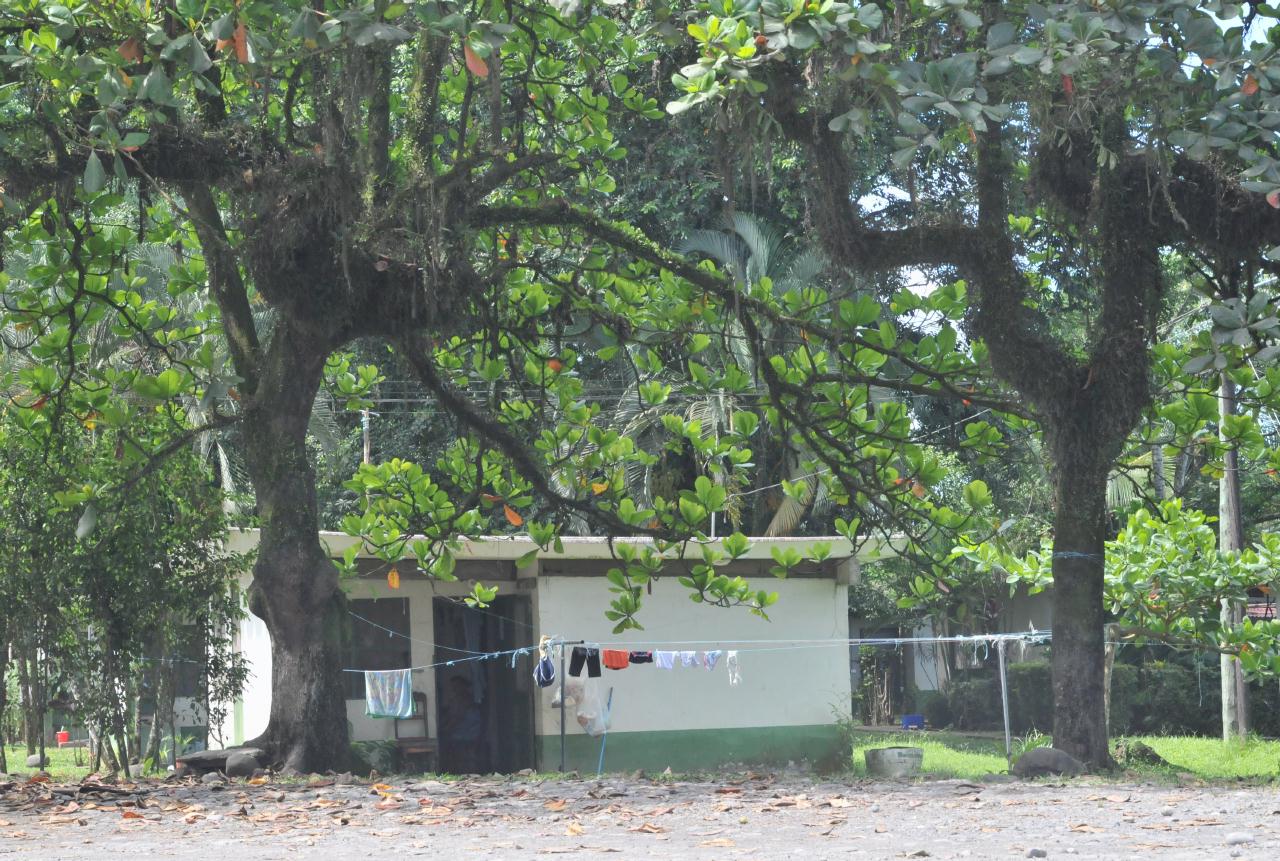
xmin=1137 ymin=735 xmax=1280 ymax=780
xmin=848 ymin=731 xmax=1280 ymax=782
xmin=850 ymin=731 xmax=1010 ymax=779
xmin=3 ymin=744 xmax=101 ymax=781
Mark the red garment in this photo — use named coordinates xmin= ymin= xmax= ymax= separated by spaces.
xmin=602 ymin=649 xmax=630 ymax=670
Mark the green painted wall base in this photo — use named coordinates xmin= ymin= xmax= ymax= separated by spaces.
xmin=537 ymin=724 xmax=842 ymax=773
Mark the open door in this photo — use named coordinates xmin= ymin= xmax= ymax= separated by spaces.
xmin=433 ymin=595 xmax=535 ymax=773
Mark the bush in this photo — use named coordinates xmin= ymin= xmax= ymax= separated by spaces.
xmin=940 ymin=659 xmax=1241 ymax=737
xmin=349 ymin=740 xmax=398 ymax=775
xmin=920 ymin=689 xmax=951 ymax=729
xmin=945 ymin=672 xmax=998 ymax=730
xmin=1122 ymin=662 xmax=1219 ymax=736
xmin=1005 ymin=662 xmax=1053 ymax=733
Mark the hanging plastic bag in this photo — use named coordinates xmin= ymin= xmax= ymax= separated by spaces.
xmin=575 ymin=678 xmax=610 ymax=737
xmin=551 ymin=676 xmax=583 ymax=709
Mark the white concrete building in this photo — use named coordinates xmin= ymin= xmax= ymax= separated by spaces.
xmin=219 ymin=530 xmax=893 ymax=772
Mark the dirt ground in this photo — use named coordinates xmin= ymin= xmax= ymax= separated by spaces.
xmin=2 ymin=771 xmax=1278 ymax=860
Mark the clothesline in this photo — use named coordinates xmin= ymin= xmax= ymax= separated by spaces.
xmin=339 ymin=630 xmax=1054 ymax=673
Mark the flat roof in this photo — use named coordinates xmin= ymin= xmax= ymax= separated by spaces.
xmin=225 ymin=529 xmax=900 ymax=563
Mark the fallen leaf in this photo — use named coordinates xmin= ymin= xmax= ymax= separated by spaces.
xmin=700 ymin=837 xmax=735 ymax=847
xmin=464 ymin=44 xmax=489 ymax=78
xmin=565 ymin=821 xmax=584 ymax=836
xmin=504 ymin=504 xmax=524 ymax=526
xmin=544 ymin=799 xmax=568 ymax=812
xmin=121 ymin=810 xmax=144 ymax=820
xmin=247 ymin=776 xmax=269 ymax=786
xmin=1070 ymin=823 xmax=1105 ymax=833
xmin=629 ymin=822 xmax=666 ymax=833
xmin=375 ymin=798 xmax=402 ymax=810
xmin=52 ymin=802 xmax=80 ymax=815
xmin=1243 ymin=74 xmax=1260 ymax=95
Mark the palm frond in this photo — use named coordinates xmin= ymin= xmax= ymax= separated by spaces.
xmin=308 ymin=395 xmax=342 ymax=455
xmin=777 ymin=246 xmax=826 ymax=292
xmin=727 ymin=212 xmax=784 ymax=284
xmin=679 ymin=230 xmax=747 ymax=282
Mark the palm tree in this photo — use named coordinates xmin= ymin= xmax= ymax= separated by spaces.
xmin=613 ymin=212 xmax=846 ymax=536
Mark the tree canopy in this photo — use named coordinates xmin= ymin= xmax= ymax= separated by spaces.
xmin=2 ymin=0 xmax=1279 ymax=771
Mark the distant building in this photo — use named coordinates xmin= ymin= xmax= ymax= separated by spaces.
xmin=219 ymin=530 xmax=893 ymax=773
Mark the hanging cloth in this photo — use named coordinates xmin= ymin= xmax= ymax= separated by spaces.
xmin=654 ymin=650 xmax=676 ymax=669
xmin=679 ymin=650 xmax=697 ymax=668
xmin=602 ymin=649 xmax=630 ymax=670
xmin=534 ymin=636 xmax=556 ymax=687
xmin=365 ymin=669 xmax=414 ymax=718
xmin=702 ymin=650 xmax=723 ymax=671
xmin=726 ymin=651 xmax=741 ymax=687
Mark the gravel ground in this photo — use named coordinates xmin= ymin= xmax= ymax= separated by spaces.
xmin=2 ymin=771 xmax=1278 ymax=859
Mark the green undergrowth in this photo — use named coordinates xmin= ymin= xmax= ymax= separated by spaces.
xmin=2 ymin=744 xmax=95 ymax=782
xmin=1129 ymin=735 xmax=1280 ymax=780
xmin=847 ymin=731 xmax=1280 ymax=782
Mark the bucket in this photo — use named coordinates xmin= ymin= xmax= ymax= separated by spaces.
xmin=864 ymin=746 xmax=923 ymax=778
xmin=56 ymin=730 xmax=70 ymax=746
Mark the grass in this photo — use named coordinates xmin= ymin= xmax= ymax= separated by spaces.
xmin=1134 ymin=735 xmax=1280 ymax=780
xmin=848 ymin=730 xmax=1280 ymax=782
xmin=10 ymin=735 xmax=1280 ymax=785
xmin=3 ymin=743 xmax=97 ymax=781
xmin=850 ymin=731 xmax=1009 ymax=779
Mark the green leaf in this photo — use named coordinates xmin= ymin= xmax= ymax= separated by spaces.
xmin=82 ymin=151 xmax=107 ymax=193
xmin=962 ymin=479 xmax=993 ymax=510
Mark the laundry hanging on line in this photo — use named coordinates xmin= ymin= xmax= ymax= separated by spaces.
xmin=602 ymin=649 xmax=630 ymax=670
xmin=364 ymin=668 xmax=415 ymax=719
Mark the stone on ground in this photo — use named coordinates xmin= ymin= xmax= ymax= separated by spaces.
xmin=176 ymin=746 xmax=266 ymax=775
xmin=225 ymin=751 xmax=261 ymax=778
xmin=25 ymin=753 xmax=47 ymax=768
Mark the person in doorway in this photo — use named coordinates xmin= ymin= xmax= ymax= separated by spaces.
xmin=439 ymin=675 xmax=484 ymax=774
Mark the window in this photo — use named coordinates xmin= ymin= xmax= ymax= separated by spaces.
xmin=343 ymin=598 xmax=412 ymax=699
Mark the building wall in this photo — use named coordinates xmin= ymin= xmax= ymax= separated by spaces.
xmin=533 ymin=574 xmax=851 ymax=771
xmin=222 ymin=572 xmax=532 ymax=745
xmin=217 ymin=534 xmax=857 ymax=773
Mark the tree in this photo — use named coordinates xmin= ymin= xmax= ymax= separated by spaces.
xmin=0 ymin=0 xmax=845 ymax=771
xmin=670 ymin=0 xmax=1280 ymax=766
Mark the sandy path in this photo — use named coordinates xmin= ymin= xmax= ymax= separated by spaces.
xmin=2 ymin=772 xmax=1277 ymax=859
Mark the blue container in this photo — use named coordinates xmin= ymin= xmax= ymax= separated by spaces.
xmin=901 ymin=713 xmax=925 ymax=730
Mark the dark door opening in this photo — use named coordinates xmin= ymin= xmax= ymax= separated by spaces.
xmin=433 ymin=595 xmax=535 ymax=774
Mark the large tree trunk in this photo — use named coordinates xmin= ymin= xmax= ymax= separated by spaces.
xmin=144 ymin=626 xmax=176 ymax=769
xmin=0 ymin=636 xmax=7 ymax=774
xmin=1046 ymin=452 xmax=1111 ymax=768
xmin=240 ymin=325 xmax=350 ymax=773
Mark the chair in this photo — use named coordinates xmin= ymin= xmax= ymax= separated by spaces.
xmin=394 ymin=691 xmax=437 ymax=773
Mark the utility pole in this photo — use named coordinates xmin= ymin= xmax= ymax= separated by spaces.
xmin=362 ymin=409 xmax=372 ymax=465
xmin=1219 ymin=373 xmax=1249 ymax=740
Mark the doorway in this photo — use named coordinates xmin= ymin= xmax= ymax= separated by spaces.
xmin=432 ymin=595 xmax=535 ymax=774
